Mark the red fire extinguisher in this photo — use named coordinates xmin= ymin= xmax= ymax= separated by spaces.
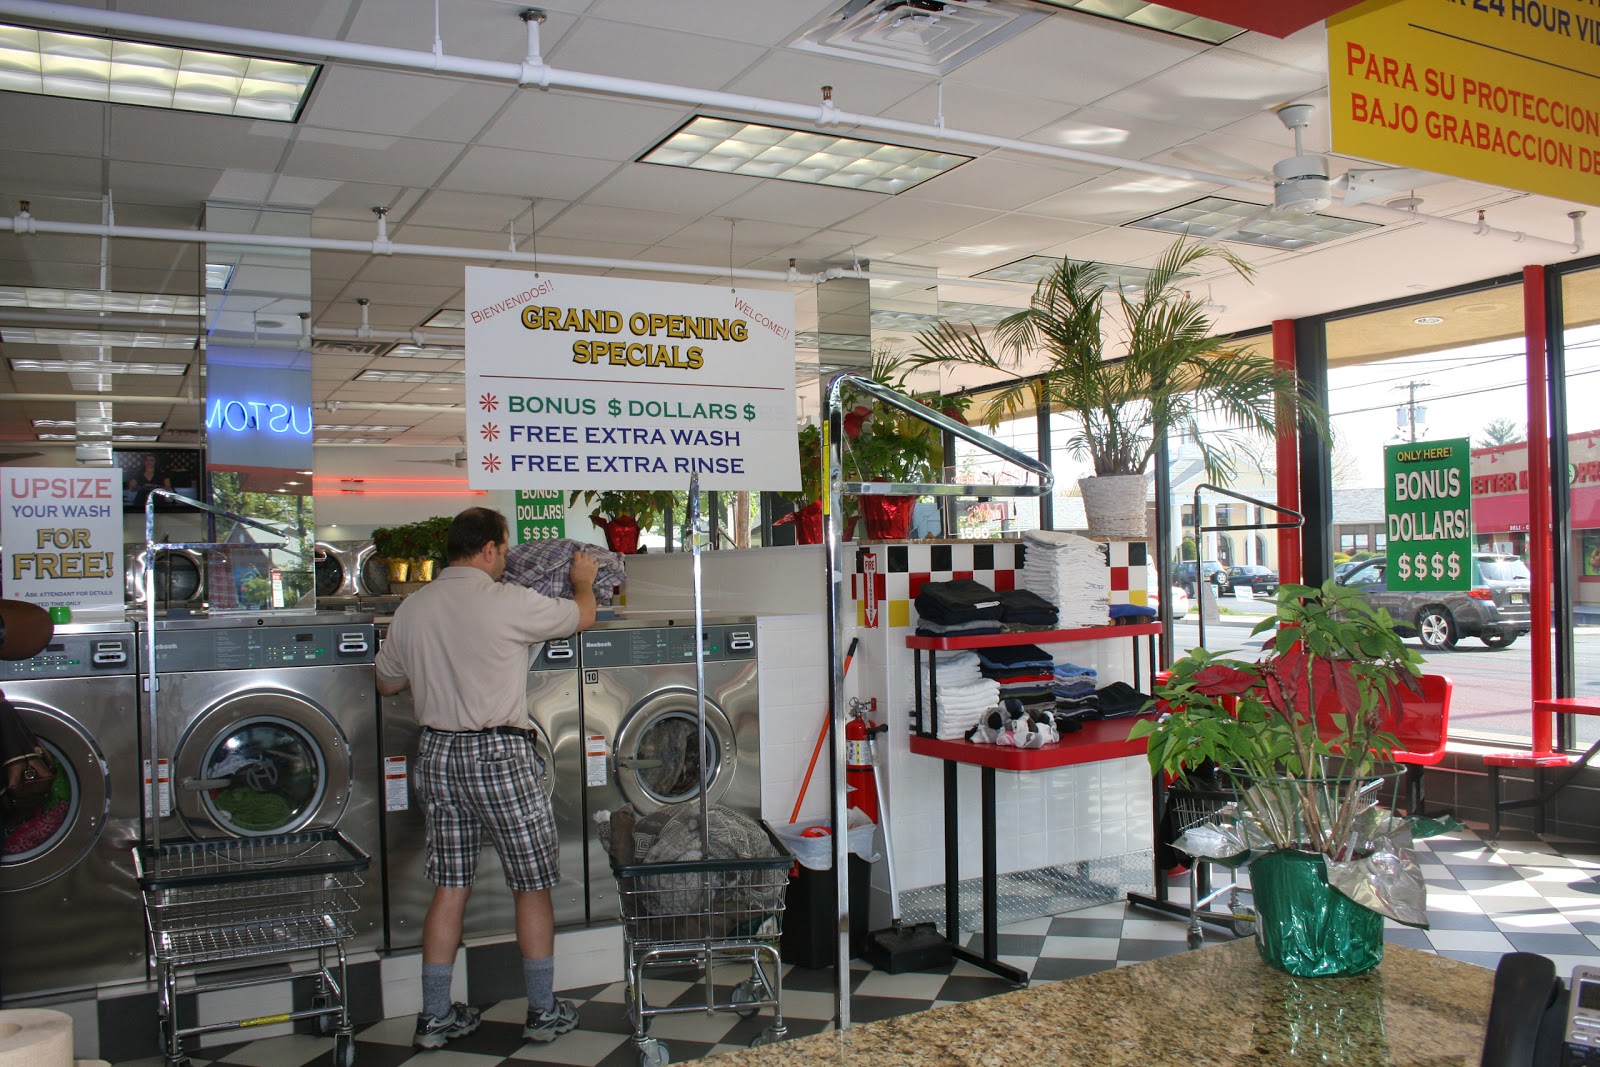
xmin=845 ymin=700 xmax=879 ymax=824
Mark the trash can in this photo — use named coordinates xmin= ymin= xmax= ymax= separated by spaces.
xmin=773 ymin=815 xmax=878 ymax=968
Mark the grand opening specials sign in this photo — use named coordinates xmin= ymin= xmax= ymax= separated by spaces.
xmin=1384 ymin=438 xmax=1472 ymax=591
xmin=464 ymin=268 xmax=800 ymax=493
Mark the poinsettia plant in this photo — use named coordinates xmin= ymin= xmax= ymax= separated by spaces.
xmin=1130 ymin=579 xmax=1424 ymax=857
xmin=836 ymin=351 xmax=968 ymax=487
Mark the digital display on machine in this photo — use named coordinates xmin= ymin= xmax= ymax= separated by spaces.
xmin=296 ymin=633 xmax=314 ymax=641
xmin=1579 ymin=980 xmax=1600 ymax=1011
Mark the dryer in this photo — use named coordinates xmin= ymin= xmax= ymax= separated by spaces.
xmin=1 ymin=623 xmax=145 ymax=998
xmin=125 ymin=544 xmax=206 ymax=608
xmin=380 ymin=632 xmax=585 ymax=949
xmin=314 ymin=540 xmax=388 ymax=600
xmin=141 ymin=614 xmax=384 ymax=952
xmin=579 ymin=619 xmax=759 ymax=924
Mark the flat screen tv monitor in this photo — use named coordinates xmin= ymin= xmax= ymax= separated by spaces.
xmin=116 ymin=448 xmax=205 ymax=513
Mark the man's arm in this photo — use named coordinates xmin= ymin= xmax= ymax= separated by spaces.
xmin=376 ymin=673 xmax=409 ymax=696
xmin=569 ymin=549 xmax=599 ymax=632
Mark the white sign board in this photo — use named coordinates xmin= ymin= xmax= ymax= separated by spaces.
xmin=1 ymin=468 xmax=124 ymax=607
xmin=464 ymin=268 xmax=800 ymax=492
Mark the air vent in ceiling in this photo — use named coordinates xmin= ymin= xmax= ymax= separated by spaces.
xmin=791 ymin=0 xmax=1046 ymax=76
xmin=313 ymin=340 xmax=393 ymax=358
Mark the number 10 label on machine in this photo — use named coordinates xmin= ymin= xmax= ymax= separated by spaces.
xmin=1384 ymin=438 xmax=1472 ymax=591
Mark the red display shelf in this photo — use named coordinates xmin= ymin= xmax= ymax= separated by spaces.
xmin=909 ymin=715 xmax=1153 ymax=771
xmin=906 ymin=623 xmax=1160 ymax=650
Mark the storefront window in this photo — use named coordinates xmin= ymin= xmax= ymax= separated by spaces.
xmin=1561 ymin=265 xmax=1600 ymax=746
xmin=1326 ymin=282 xmax=1532 ymax=744
xmin=951 ymin=395 xmax=1042 ymax=538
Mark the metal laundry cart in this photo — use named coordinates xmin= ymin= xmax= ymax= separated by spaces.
xmin=135 ymin=829 xmax=370 ymax=1067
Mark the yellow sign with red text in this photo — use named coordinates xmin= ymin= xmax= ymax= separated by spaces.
xmin=1328 ymin=0 xmax=1600 ymax=206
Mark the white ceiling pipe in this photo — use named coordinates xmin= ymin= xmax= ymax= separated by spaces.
xmin=321 ymin=401 xmax=462 ymax=413
xmin=7 ymin=0 xmax=1580 ymax=257
xmin=0 ymin=309 xmax=203 ymax=330
xmin=8 ymin=391 xmax=463 ymax=415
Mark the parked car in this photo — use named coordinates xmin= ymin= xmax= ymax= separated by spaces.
xmin=1334 ymin=553 xmax=1532 ymax=650
xmin=1171 ymin=560 xmax=1225 ymax=598
xmin=1146 ymin=565 xmax=1191 ymax=617
xmin=1220 ymin=564 xmax=1279 ymax=597
xmin=1333 ymin=559 xmax=1366 ymax=581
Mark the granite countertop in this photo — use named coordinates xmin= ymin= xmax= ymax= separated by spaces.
xmin=704 ymin=940 xmax=1492 ymax=1066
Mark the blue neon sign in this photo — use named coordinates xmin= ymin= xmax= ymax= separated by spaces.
xmin=206 ymin=398 xmax=313 ymax=436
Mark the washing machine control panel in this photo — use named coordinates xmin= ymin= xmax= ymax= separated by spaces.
xmin=0 ymin=633 xmax=135 ymax=678
xmin=153 ymin=623 xmax=377 ymax=670
xmin=533 ymin=638 xmax=577 ymax=670
xmin=580 ymin=624 xmax=756 ymax=667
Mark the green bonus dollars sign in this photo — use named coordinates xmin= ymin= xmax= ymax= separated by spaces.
xmin=515 ymin=489 xmax=567 ymax=544
xmin=1383 ymin=438 xmax=1472 ymax=592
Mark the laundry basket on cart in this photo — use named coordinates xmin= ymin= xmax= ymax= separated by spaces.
xmin=135 ymin=829 xmax=369 ymax=1067
xmin=610 ymin=820 xmax=792 ymax=1067
xmin=1164 ymin=780 xmax=1257 ymax=950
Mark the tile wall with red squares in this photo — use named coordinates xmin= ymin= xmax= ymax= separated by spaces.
xmin=850 ymin=540 xmax=1022 ymax=628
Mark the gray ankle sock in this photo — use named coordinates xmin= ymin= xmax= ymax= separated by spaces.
xmin=524 ymin=956 xmax=555 ymax=1013
xmin=422 ymin=963 xmax=454 ymax=1019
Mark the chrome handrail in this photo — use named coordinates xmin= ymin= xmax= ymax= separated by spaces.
xmin=1189 ymin=482 xmax=1303 ymax=649
xmin=820 ymin=373 xmax=1054 ymax=1030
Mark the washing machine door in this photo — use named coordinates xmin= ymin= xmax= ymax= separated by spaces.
xmin=172 ymin=691 xmax=351 ymax=837
xmin=126 ymin=546 xmax=205 ymax=605
xmin=612 ymin=686 xmax=737 ymax=813
xmin=1 ymin=703 xmax=109 ymax=892
xmin=314 ymin=543 xmax=349 ymax=598
xmin=357 ymin=544 xmax=390 ymax=596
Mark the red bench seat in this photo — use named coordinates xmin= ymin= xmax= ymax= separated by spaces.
xmin=1485 ymin=698 xmax=1600 ymax=836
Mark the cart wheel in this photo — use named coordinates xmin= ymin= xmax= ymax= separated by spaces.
xmin=751 ymin=1028 xmax=784 ymax=1048
xmin=312 ymin=994 xmax=332 ymax=1034
xmin=730 ymin=978 xmax=763 ymax=1018
xmin=334 ymin=1033 xmax=355 ymax=1067
xmin=1186 ymin=929 xmax=1204 ymax=951
xmin=638 ymin=1038 xmax=670 ymax=1067
xmin=1231 ymin=910 xmax=1257 ymax=938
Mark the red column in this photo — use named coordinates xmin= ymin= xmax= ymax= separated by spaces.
xmin=1272 ymin=319 xmax=1302 ymax=586
xmin=1524 ymin=265 xmax=1554 ymax=751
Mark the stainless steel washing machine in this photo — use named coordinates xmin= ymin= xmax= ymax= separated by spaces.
xmin=1 ymin=623 xmax=145 ymax=998
xmin=314 ymin=540 xmax=388 ymax=600
xmin=379 ymin=630 xmax=585 ymax=949
xmin=141 ymin=614 xmax=383 ymax=952
xmin=579 ymin=618 xmax=759 ymax=924
xmin=125 ymin=544 xmax=206 ymax=608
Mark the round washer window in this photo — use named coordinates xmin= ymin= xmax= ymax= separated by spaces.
xmin=1 ymin=739 xmax=79 ymax=863
xmin=632 ymin=711 xmax=720 ymax=805
xmin=197 ymin=716 xmax=326 ymax=835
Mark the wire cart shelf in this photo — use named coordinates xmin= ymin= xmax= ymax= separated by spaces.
xmin=610 ymin=822 xmax=792 ymax=1067
xmin=1162 ymin=780 xmax=1257 ymax=950
xmin=135 ymin=829 xmax=370 ymax=1067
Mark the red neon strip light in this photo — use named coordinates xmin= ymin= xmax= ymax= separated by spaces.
xmin=328 ymin=489 xmax=488 ymax=495
xmin=315 ymin=477 xmax=474 ymax=484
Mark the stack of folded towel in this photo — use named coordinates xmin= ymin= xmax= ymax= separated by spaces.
xmin=976 ymin=644 xmax=1056 ymax=706
xmin=914 ymin=579 xmax=1005 ymax=637
xmin=1020 ymin=529 xmax=1109 ymax=627
xmin=1053 ymin=661 xmax=1100 ymax=722
xmin=918 ymin=650 xmax=1002 ymax=740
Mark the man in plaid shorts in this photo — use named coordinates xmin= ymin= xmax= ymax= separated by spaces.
xmin=376 ymin=507 xmax=599 ymax=1049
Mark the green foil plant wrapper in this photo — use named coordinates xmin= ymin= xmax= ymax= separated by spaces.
xmin=1251 ymin=848 xmax=1387 ymax=978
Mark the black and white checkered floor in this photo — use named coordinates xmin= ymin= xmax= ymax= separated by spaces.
xmin=114 ymin=826 xmax=1600 ymax=1067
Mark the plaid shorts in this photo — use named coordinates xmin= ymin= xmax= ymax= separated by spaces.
xmin=414 ymin=728 xmax=559 ymax=892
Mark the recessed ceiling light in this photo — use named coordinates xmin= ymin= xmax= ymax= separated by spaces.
xmin=317 ymin=424 xmax=407 ymax=433
xmin=1028 ymin=1 xmax=1243 ymax=44
xmin=0 ymin=285 xmax=201 ymax=315
xmin=0 ymin=22 xmax=319 ymax=121
xmin=973 ymin=255 xmax=1167 ymax=292
xmin=0 ymin=327 xmax=197 ymax=348
xmin=356 ymin=369 xmax=464 ymax=384
xmin=387 ymin=344 xmax=464 ymax=360
xmin=12 ymin=357 xmax=188 ymax=374
xmin=794 ymin=332 xmax=874 ymax=352
xmin=205 ymin=263 xmax=234 ymax=290
xmin=38 ymin=432 xmax=159 ymax=441
xmin=1413 ymin=316 xmax=1445 ymax=325
xmin=34 ymin=418 xmax=164 ymax=428
xmin=315 ymin=436 xmax=390 ymax=444
xmin=640 ymin=116 xmax=970 ymax=194
xmin=1127 ymin=196 xmax=1380 ymax=250
xmin=421 ymin=309 xmax=466 ymax=329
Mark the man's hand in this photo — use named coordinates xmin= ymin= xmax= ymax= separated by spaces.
xmin=570 ymin=549 xmax=600 ymax=590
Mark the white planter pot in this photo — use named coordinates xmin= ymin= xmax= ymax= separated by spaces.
xmin=1078 ymin=473 xmax=1150 ymax=538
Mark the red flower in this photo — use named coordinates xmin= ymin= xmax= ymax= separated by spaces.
xmin=1191 ymin=663 xmax=1258 ymax=696
xmin=942 ymin=405 xmax=968 ymax=425
xmin=843 ymin=406 xmax=871 ymax=440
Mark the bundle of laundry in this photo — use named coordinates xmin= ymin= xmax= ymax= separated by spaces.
xmin=995 ymin=588 xmax=1059 ymax=628
xmin=1019 ymin=529 xmax=1109 ymax=628
xmin=917 ymin=650 xmax=1001 ymax=741
xmin=1097 ymin=680 xmax=1154 ymax=719
xmin=1053 ymin=661 xmax=1100 ymax=720
xmin=976 ymin=643 xmax=1056 ymax=705
xmin=915 ymin=616 xmax=1004 ymax=638
xmin=502 ymin=538 xmax=627 ymax=604
xmin=914 ymin=579 xmax=1004 ymax=628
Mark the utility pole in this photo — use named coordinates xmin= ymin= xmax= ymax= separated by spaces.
xmin=1395 ymin=380 xmax=1431 ymax=442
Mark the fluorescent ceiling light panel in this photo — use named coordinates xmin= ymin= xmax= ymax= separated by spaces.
xmin=205 ymin=263 xmax=234 ymax=290
xmin=869 ymin=302 xmax=1018 ymax=332
xmin=315 ymin=436 xmax=390 ymax=444
xmin=387 ymin=344 xmax=465 ymax=360
xmin=974 ymin=255 xmax=1166 ymax=291
xmin=1127 ymin=196 xmax=1380 ymax=250
xmin=0 ymin=285 xmax=201 ymax=315
xmin=12 ymin=357 xmax=188 ymax=374
xmin=0 ymin=23 xmax=318 ymax=120
xmin=641 ymin=117 xmax=970 ymax=194
xmin=421 ymin=309 xmax=466 ymax=329
xmin=356 ymin=369 xmax=464 ymax=384
xmin=794 ymin=332 xmax=875 ymax=352
xmin=1029 ymin=0 xmax=1243 ymax=44
xmin=316 ymin=424 xmax=407 ymax=433
xmin=33 ymin=418 xmax=163 ymax=428
xmin=0 ymin=326 xmax=197 ymax=348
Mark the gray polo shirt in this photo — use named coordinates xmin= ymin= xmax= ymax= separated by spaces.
xmin=375 ymin=565 xmax=579 ymax=731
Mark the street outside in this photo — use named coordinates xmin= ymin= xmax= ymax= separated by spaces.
xmin=1167 ymin=592 xmax=1600 ymax=746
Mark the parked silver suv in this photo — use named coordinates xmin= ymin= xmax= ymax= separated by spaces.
xmin=1335 ymin=553 xmax=1532 ymax=651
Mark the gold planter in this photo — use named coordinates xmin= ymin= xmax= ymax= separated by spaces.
xmin=384 ymin=558 xmax=411 ymax=583
xmin=411 ymin=558 xmax=436 ymax=582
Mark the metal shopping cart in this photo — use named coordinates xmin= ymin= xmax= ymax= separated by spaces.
xmin=1163 ymin=780 xmax=1257 ymax=950
xmin=134 ymin=829 xmax=370 ymax=1067
xmin=610 ymin=821 xmax=792 ymax=1067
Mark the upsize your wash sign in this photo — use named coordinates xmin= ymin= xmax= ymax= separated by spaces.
xmin=1 ymin=469 xmax=124 ymax=607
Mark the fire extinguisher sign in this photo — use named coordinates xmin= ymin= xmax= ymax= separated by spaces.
xmin=862 ymin=552 xmax=879 ymax=628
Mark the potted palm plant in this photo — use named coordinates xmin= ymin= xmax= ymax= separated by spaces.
xmin=907 ymin=239 xmax=1325 ymax=537
xmin=1130 ymin=580 xmax=1429 ymax=977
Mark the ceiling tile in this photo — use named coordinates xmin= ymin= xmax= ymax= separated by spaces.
xmin=284 ymin=134 xmax=461 ymax=188
xmin=110 ymin=108 xmax=292 ymax=170
xmin=549 ymin=17 xmax=768 ymax=90
xmin=835 ymin=199 xmax=1001 ymax=242
xmin=900 ymin=156 xmax=1101 ymax=212
xmin=590 ymin=0 xmax=831 ymax=45
xmin=950 ymin=15 xmax=1202 ymax=105
xmin=440 ymin=146 xmax=619 ymax=199
xmin=0 ymin=95 xmax=109 ymax=156
xmin=883 ymin=83 xmax=1076 ymax=142
xmin=723 ymin=51 xmax=929 ymax=115
xmin=480 ymin=90 xmax=688 ymax=161
xmin=298 ymin=66 xmax=513 ymax=140
xmin=0 ymin=150 xmax=104 ymax=200
xmin=1025 ymin=170 xmax=1221 ymax=225
xmin=1095 ymin=49 xmax=1326 ymax=130
xmin=720 ymin=180 xmax=883 ymax=230
xmin=402 ymin=191 xmax=532 ymax=232
xmin=940 ymin=212 xmax=1100 ymax=252
xmin=1026 ymin=105 xmax=1204 ymax=164
xmin=540 ymin=203 xmax=699 ymax=245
